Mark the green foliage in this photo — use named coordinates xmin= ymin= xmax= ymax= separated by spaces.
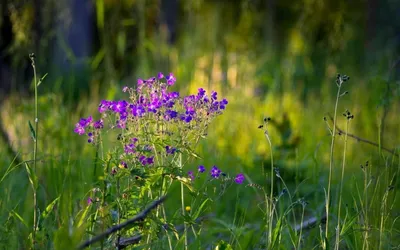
xmin=0 ymin=0 xmax=400 ymax=249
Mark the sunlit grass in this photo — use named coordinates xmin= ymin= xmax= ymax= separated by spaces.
xmin=0 ymin=46 xmax=399 ymax=249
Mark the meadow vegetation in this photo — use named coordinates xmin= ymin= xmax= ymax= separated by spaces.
xmin=0 ymin=1 xmax=399 ymax=249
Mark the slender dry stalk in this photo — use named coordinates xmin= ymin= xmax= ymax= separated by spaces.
xmin=335 ymin=111 xmax=352 ymax=250
xmin=30 ymin=53 xmax=39 ymax=249
xmin=324 ymin=77 xmax=342 ymax=248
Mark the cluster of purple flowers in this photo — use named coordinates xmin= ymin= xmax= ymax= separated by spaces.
xmin=75 ymin=72 xmax=228 ymax=141
xmin=166 ymin=146 xmax=177 ymax=155
xmin=188 ymin=165 xmax=245 ymax=184
xmin=74 ymin=73 xmax=232 ymax=178
xmin=75 ymin=73 xmax=228 ymax=135
xmin=121 ymin=137 xmax=154 ymax=166
xmin=74 ymin=116 xmax=104 ymax=143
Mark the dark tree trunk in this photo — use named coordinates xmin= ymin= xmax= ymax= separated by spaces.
xmin=265 ymin=0 xmax=276 ymax=46
xmin=160 ymin=0 xmax=178 ymax=44
xmin=0 ymin=1 xmax=13 ymax=97
xmin=365 ymin=0 xmax=378 ymax=50
xmin=53 ymin=0 xmax=94 ymax=71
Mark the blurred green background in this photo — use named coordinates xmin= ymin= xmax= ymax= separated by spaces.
xmin=0 ymin=0 xmax=399 ymax=248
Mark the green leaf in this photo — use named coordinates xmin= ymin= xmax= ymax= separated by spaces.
xmin=37 ymin=73 xmax=48 ymax=87
xmin=164 ymin=222 xmax=179 ymax=240
xmin=25 ymin=162 xmax=38 ymax=189
xmin=340 ymin=213 xmax=359 ymax=236
xmin=215 ymin=240 xmax=233 ymax=250
xmin=91 ymin=48 xmax=105 ymax=70
xmin=270 ymin=217 xmax=283 ymax=248
xmin=175 ymin=176 xmax=194 ymax=193
xmin=286 ymin=218 xmax=298 ymax=247
xmin=76 ymin=204 xmax=91 ymax=227
xmin=28 ymin=120 xmax=36 ymax=141
xmin=96 ymin=0 xmax=104 ymax=30
xmin=0 ymin=155 xmax=21 ymax=185
xmin=41 ymin=196 xmax=60 ymax=220
xmin=192 ymin=198 xmax=210 ymax=221
xmin=10 ymin=210 xmax=28 ymax=228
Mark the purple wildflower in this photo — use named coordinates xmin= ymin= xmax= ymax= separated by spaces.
xmin=148 ymin=98 xmax=162 ymax=113
xmin=122 ymin=86 xmax=129 ymax=92
xmin=124 ymin=143 xmax=136 ymax=154
xmin=98 ymin=100 xmax=110 ymax=113
xmin=219 ymin=98 xmax=228 ymax=110
xmin=139 ymin=155 xmax=146 ymax=164
xmin=146 ymin=77 xmax=156 ymax=84
xmin=234 ymin=173 xmax=245 ymax=184
xmin=143 ymin=145 xmax=153 ymax=152
xmin=116 ymin=119 xmax=126 ymax=129
xmin=166 ymin=146 xmax=177 ymax=155
xmin=74 ymin=124 xmax=85 ymax=135
xmin=119 ymin=161 xmax=128 ymax=169
xmin=211 ymin=91 xmax=217 ymax=100
xmin=78 ymin=116 xmax=92 ymax=128
xmin=169 ymin=92 xmax=179 ymax=99
xmin=198 ymin=88 xmax=206 ymax=97
xmin=166 ymin=73 xmax=176 ymax=86
xmin=210 ymin=166 xmax=221 ymax=178
xmin=188 ymin=171 xmax=194 ymax=181
xmin=164 ymin=110 xmax=178 ymax=120
xmin=87 ymin=197 xmax=93 ymax=205
xmin=180 ymin=114 xmax=192 ymax=123
xmin=198 ymin=165 xmax=206 ymax=173
xmin=157 ymin=72 xmax=164 ymax=79
xmin=131 ymin=104 xmax=146 ymax=117
xmin=111 ymin=167 xmax=117 ymax=175
xmin=139 ymin=155 xmax=154 ymax=166
xmin=112 ymin=100 xmax=128 ymax=113
xmin=146 ymin=156 xmax=154 ymax=165
xmin=94 ymin=119 xmax=104 ymax=129
xmin=87 ymin=132 xmax=94 ymax=143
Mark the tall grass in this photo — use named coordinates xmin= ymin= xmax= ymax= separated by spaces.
xmin=0 ymin=42 xmax=399 ymax=249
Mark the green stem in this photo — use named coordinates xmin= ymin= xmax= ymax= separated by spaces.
xmin=297 ymin=204 xmax=306 ymax=250
xmin=379 ymin=191 xmax=389 ymax=250
xmin=277 ymin=175 xmax=297 ymax=229
xmin=264 ymin=131 xmax=274 ymax=247
xmin=161 ymin=201 xmax=173 ymax=250
xmin=116 ymin=177 xmax=121 ymax=247
xmin=362 ymin=163 xmax=369 ymax=250
xmin=325 ymin=83 xmax=342 ymax=248
xmin=335 ymin=118 xmax=349 ymax=250
xmin=146 ymin=189 xmax=154 ymax=248
xmin=30 ymin=54 xmax=38 ymax=249
xmin=179 ymin=153 xmax=188 ymax=250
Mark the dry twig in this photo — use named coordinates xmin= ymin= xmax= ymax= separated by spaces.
xmin=77 ymin=196 xmax=167 ymax=249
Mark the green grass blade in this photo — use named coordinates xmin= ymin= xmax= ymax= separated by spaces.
xmin=41 ymin=196 xmax=60 ymax=220
xmin=28 ymin=120 xmax=36 ymax=141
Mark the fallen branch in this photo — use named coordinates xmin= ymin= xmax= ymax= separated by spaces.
xmin=118 ymin=235 xmax=142 ymax=249
xmin=294 ymin=215 xmax=326 ymax=232
xmin=117 ymin=213 xmax=215 ymax=249
xmin=77 ymin=195 xmax=167 ymax=249
xmin=327 ymin=115 xmax=399 ymax=157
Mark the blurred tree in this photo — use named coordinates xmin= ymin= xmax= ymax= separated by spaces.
xmin=160 ymin=0 xmax=178 ymax=44
xmin=0 ymin=0 xmax=399 ymax=98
